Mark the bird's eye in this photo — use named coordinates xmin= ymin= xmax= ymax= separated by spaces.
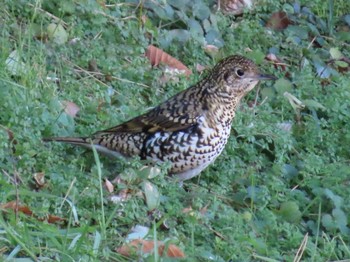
xmin=235 ymin=68 xmax=245 ymax=77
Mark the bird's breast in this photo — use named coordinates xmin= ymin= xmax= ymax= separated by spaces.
xmin=141 ymin=116 xmax=232 ymax=174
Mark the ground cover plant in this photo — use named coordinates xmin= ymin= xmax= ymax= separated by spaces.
xmin=1 ymin=0 xmax=350 ymax=261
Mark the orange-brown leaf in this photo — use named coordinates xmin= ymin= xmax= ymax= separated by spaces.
xmin=46 ymin=215 xmax=66 ymax=224
xmin=145 ymin=45 xmax=192 ymax=76
xmin=116 ymin=239 xmax=185 ymax=258
xmin=159 ymin=243 xmax=185 ymax=258
xmin=1 ymin=201 xmax=33 ymax=216
xmin=1 ymin=201 xmax=65 ymax=224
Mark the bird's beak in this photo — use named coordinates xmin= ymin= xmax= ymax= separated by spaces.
xmin=256 ymin=74 xmax=278 ymax=80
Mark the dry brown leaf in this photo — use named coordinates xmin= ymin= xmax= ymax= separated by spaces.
xmin=116 ymin=239 xmax=185 ymax=258
xmin=33 ymin=172 xmax=46 ymax=188
xmin=1 ymin=201 xmax=33 ymax=216
xmin=1 ymin=201 xmax=65 ymax=224
xmin=105 ymin=178 xmax=114 ymax=193
xmin=46 ymin=215 xmax=66 ymax=224
xmin=266 ymin=11 xmax=291 ymax=30
xmin=145 ymin=45 xmax=192 ymax=76
xmin=159 ymin=243 xmax=185 ymax=258
xmin=62 ymin=101 xmax=80 ymax=118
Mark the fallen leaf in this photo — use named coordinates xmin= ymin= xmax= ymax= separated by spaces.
xmin=33 ymin=172 xmax=46 ymax=188
xmin=159 ymin=244 xmax=185 ymax=258
xmin=61 ymin=101 xmax=80 ymax=118
xmin=1 ymin=201 xmax=65 ymax=224
xmin=105 ymin=178 xmax=114 ymax=193
xmin=266 ymin=11 xmax=291 ymax=30
xmin=116 ymin=239 xmax=185 ymax=258
xmin=1 ymin=201 xmax=33 ymax=216
xmin=46 ymin=215 xmax=66 ymax=224
xmin=145 ymin=45 xmax=192 ymax=76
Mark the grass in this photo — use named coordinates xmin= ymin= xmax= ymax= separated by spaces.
xmin=1 ymin=0 xmax=350 ymax=261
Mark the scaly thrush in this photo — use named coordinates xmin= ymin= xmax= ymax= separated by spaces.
xmin=44 ymin=55 xmax=276 ymax=181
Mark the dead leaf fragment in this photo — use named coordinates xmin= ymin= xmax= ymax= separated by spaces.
xmin=1 ymin=201 xmax=65 ymax=224
xmin=33 ymin=172 xmax=46 ymax=188
xmin=1 ymin=201 xmax=33 ymax=216
xmin=62 ymin=101 xmax=80 ymax=118
xmin=46 ymin=215 xmax=66 ymax=224
xmin=145 ymin=45 xmax=192 ymax=76
xmin=116 ymin=239 xmax=185 ymax=258
xmin=266 ymin=11 xmax=291 ymax=30
xmin=105 ymin=178 xmax=114 ymax=193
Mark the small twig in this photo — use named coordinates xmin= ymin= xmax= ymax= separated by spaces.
xmin=66 ymin=58 xmax=150 ymax=88
xmin=14 ymin=171 xmax=19 ymax=222
xmin=93 ymin=31 xmax=103 ymax=40
xmin=60 ymin=177 xmax=76 ymax=209
xmin=63 ymin=59 xmax=114 ymax=89
xmin=293 ymin=233 xmax=308 ymax=262
xmin=2 ymin=169 xmax=22 ymax=222
xmin=291 ymin=184 xmax=299 ymax=191
xmin=105 ymin=3 xmax=135 ymax=8
xmin=205 ymin=224 xmax=226 ymax=240
xmin=307 ymin=36 xmax=317 ymax=49
xmin=94 ymin=10 xmax=137 ymax=22
xmin=327 ymin=57 xmax=350 ymax=65
xmin=259 ymin=96 xmax=268 ymax=107
xmin=253 ymin=85 xmax=261 ymax=108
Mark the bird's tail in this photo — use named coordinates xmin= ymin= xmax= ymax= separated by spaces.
xmin=43 ymin=136 xmax=90 ymax=146
xmin=43 ymin=136 xmax=125 ymax=158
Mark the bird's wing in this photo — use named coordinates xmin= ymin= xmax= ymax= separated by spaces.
xmin=95 ymin=98 xmax=202 ymax=135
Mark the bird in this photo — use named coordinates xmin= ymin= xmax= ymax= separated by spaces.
xmin=44 ymin=55 xmax=277 ymax=181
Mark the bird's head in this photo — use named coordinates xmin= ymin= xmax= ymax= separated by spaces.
xmin=210 ymin=55 xmax=277 ymax=98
